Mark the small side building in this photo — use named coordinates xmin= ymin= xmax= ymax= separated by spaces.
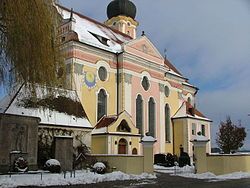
xmin=0 ymin=85 xmax=93 ymax=170
xmin=92 ymin=111 xmax=141 ymax=155
xmin=172 ymin=101 xmax=212 ymax=161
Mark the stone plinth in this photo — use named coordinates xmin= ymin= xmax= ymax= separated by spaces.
xmin=54 ymin=136 xmax=73 ymax=171
xmin=0 ymin=114 xmax=40 ymax=173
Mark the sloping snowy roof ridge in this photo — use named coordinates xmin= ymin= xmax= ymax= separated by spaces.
xmin=57 ymin=4 xmax=132 ymax=53
xmin=1 ymin=85 xmax=93 ymax=128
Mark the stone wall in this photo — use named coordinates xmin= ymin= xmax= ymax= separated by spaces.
xmin=0 ymin=114 xmax=40 ymax=173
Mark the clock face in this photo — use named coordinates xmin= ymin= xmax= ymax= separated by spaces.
xmin=84 ymin=72 xmax=96 ymax=89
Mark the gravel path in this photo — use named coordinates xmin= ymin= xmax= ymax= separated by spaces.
xmin=19 ymin=172 xmax=250 ymax=188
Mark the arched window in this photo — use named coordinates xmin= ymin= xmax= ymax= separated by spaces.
xmin=118 ymin=138 xmax=127 ymax=154
xmin=165 ymin=104 xmax=171 ymax=142
xmin=136 ymin=95 xmax=143 ymax=134
xmin=132 ymin=148 xmax=138 ymax=155
xmin=97 ymin=89 xmax=107 ymax=121
xmin=148 ymin=97 xmax=156 ymax=137
xmin=188 ymin=97 xmax=192 ymax=104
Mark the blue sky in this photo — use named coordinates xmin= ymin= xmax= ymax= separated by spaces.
xmin=1 ymin=0 xmax=249 ymax=149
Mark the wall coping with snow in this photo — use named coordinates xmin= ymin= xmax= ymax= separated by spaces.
xmin=208 ymin=153 xmax=250 ymax=157
xmin=91 ymin=154 xmax=143 ymax=157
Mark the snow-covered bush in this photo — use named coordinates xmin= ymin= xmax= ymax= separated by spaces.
xmin=92 ymin=162 xmax=106 ymax=174
xmin=44 ymin=159 xmax=61 ymax=173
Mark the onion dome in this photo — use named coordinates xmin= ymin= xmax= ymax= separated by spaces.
xmin=107 ymin=0 xmax=136 ymax=19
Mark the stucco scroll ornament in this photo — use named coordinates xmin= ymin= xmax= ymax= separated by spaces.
xmin=84 ymin=71 xmax=97 ymax=89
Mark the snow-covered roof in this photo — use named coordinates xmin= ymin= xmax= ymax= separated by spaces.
xmin=57 ymin=5 xmax=132 ymax=53
xmin=191 ymin=135 xmax=210 ymax=142
xmin=0 ymin=85 xmax=93 ymax=129
xmin=141 ymin=135 xmax=156 ymax=143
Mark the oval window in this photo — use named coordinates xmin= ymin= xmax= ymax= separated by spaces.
xmin=142 ymin=76 xmax=150 ymax=91
xmin=98 ymin=66 xmax=107 ymax=81
xmin=165 ymin=86 xmax=170 ymax=97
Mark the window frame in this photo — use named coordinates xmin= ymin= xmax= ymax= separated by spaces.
xmin=97 ymin=89 xmax=107 ymax=121
xmin=136 ymin=94 xmax=144 ymax=135
xmin=148 ymin=97 xmax=156 ymax=138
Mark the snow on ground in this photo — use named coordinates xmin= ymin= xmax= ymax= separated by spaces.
xmin=154 ymin=165 xmax=250 ymax=182
xmin=154 ymin=165 xmax=195 ymax=174
xmin=176 ymin=171 xmax=250 ymax=182
xmin=0 ymin=171 xmax=156 ymax=188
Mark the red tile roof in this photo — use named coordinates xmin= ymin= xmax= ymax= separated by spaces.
xmin=186 ymin=101 xmax=207 ymax=118
xmin=95 ymin=116 xmax=117 ymax=129
xmin=164 ymin=58 xmax=183 ymax=76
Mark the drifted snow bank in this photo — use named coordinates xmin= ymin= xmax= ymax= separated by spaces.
xmin=0 ymin=171 xmax=156 ymax=188
xmin=154 ymin=165 xmax=195 ymax=174
xmin=177 ymin=172 xmax=250 ymax=182
xmin=154 ymin=165 xmax=250 ymax=181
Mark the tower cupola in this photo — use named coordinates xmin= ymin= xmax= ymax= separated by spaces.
xmin=105 ymin=0 xmax=138 ymax=39
xmin=107 ymin=0 xmax=136 ymax=19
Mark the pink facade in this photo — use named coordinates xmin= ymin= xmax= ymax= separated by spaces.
xmin=131 ymin=75 xmax=161 ymax=153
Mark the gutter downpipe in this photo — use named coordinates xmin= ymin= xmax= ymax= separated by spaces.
xmin=116 ymin=52 xmax=123 ymax=115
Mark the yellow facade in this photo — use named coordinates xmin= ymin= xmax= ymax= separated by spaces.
xmin=92 ymin=111 xmax=140 ymax=155
xmin=164 ymin=89 xmax=180 ymax=154
xmin=174 ymin=119 xmax=186 ymax=156
xmin=79 ymin=62 xmax=117 ymax=126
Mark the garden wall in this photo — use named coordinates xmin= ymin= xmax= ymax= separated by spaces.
xmin=92 ymin=155 xmax=144 ymax=174
xmin=92 ymin=139 xmax=155 ymax=174
xmin=193 ymin=141 xmax=250 ymax=175
xmin=206 ymin=154 xmax=250 ymax=175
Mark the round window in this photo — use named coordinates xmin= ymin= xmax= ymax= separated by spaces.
xmin=164 ymin=86 xmax=170 ymax=97
xmin=98 ymin=66 xmax=107 ymax=81
xmin=142 ymin=76 xmax=150 ymax=91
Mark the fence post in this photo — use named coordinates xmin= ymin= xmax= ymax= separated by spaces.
xmin=191 ymin=137 xmax=209 ymax=174
xmin=141 ymin=135 xmax=156 ymax=173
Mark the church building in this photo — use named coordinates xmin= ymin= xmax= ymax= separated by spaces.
xmin=57 ymin=0 xmax=212 ymax=159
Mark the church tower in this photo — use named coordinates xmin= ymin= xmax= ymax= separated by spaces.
xmin=105 ymin=0 xmax=138 ymax=39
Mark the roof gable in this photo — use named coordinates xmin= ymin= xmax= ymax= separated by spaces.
xmin=172 ymin=102 xmax=212 ymax=122
xmin=123 ymin=36 xmax=164 ymax=65
xmin=94 ymin=111 xmax=139 ymax=135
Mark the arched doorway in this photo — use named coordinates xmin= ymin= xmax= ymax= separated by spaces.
xmin=118 ymin=138 xmax=127 ymax=154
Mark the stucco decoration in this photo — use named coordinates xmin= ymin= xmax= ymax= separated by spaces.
xmin=158 ymin=83 xmax=164 ymax=93
xmin=11 ymin=124 xmax=27 ymax=152
xmin=124 ymin=73 xmax=132 ymax=84
xmin=74 ymin=63 xmax=83 ymax=75
xmin=84 ymin=71 xmax=96 ymax=89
